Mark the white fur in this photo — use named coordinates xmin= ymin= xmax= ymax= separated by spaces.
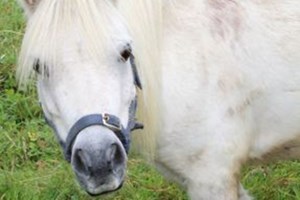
xmin=18 ymin=0 xmax=300 ymax=199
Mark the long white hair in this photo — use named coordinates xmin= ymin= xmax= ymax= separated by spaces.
xmin=119 ymin=0 xmax=163 ymax=160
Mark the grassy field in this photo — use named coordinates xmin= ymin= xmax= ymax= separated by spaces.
xmin=1 ymin=1 xmax=300 ymax=200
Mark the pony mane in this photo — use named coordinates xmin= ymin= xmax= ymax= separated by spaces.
xmin=119 ymin=0 xmax=163 ymax=160
xmin=17 ymin=0 xmax=125 ymax=89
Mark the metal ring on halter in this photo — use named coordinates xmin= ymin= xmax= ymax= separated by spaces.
xmin=102 ymin=113 xmax=122 ymax=132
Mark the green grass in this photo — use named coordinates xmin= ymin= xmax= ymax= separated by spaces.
xmin=1 ymin=1 xmax=300 ymax=199
xmin=243 ymin=162 xmax=300 ymax=200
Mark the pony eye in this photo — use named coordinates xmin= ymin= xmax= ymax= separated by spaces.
xmin=34 ymin=64 xmax=40 ymax=74
xmin=33 ymin=59 xmax=49 ymax=77
xmin=33 ymin=60 xmax=41 ymax=74
xmin=120 ymin=49 xmax=132 ymax=62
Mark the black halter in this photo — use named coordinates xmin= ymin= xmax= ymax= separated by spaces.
xmin=44 ymin=54 xmax=144 ymax=162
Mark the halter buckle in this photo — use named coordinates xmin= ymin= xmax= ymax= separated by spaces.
xmin=102 ymin=113 xmax=122 ymax=132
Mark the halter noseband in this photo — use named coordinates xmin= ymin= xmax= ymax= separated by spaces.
xmin=64 ymin=109 xmax=142 ymax=162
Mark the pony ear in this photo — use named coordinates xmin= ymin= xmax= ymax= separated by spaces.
xmin=18 ymin=0 xmax=41 ymax=17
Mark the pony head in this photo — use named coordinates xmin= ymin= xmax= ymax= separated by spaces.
xmin=18 ymin=0 xmax=142 ymax=195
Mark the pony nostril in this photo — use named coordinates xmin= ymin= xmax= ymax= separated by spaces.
xmin=110 ymin=143 xmax=124 ymax=166
xmin=109 ymin=144 xmax=117 ymax=160
xmin=73 ymin=148 xmax=91 ymax=176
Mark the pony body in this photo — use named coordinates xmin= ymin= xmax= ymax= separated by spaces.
xmin=18 ymin=0 xmax=300 ymax=199
xmin=155 ymin=1 xmax=300 ymax=199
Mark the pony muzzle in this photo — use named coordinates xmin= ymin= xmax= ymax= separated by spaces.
xmin=70 ymin=126 xmax=127 ymax=195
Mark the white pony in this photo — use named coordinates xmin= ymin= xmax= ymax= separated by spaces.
xmin=17 ymin=0 xmax=300 ymax=199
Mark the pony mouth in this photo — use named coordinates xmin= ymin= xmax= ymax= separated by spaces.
xmin=86 ymin=182 xmax=124 ymax=196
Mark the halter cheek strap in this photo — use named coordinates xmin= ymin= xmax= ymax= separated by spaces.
xmin=130 ymin=54 xmax=142 ymax=90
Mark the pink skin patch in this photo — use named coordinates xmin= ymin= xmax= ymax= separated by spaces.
xmin=206 ymin=0 xmax=244 ymax=40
